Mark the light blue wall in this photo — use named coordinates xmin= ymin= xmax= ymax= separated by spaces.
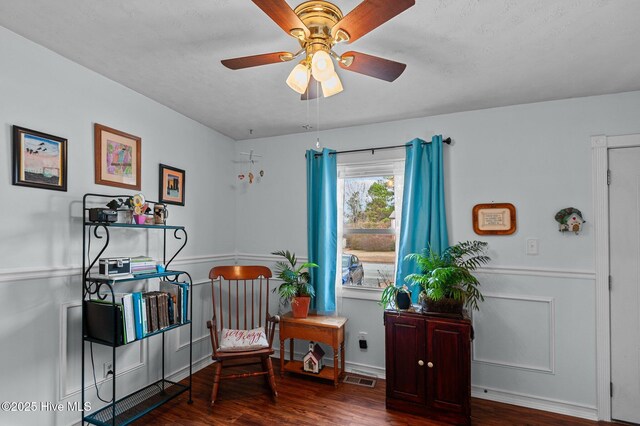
xmin=234 ymin=90 xmax=640 ymax=419
xmin=0 ymin=26 xmax=236 ymax=425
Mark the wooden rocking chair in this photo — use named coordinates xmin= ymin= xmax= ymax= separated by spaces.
xmin=206 ymin=265 xmax=279 ymax=405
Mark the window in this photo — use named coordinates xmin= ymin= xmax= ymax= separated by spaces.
xmin=337 ymin=161 xmax=404 ymax=294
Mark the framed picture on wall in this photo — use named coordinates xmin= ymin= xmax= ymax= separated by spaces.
xmin=159 ymin=164 xmax=185 ymax=206
xmin=12 ymin=125 xmax=68 ymax=191
xmin=94 ymin=123 xmax=141 ymax=190
xmin=472 ymin=203 xmax=517 ymax=235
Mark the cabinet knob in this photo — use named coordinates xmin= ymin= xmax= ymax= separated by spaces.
xmin=418 ymin=360 xmax=424 ymax=366
xmin=427 ymin=361 xmax=434 ymax=368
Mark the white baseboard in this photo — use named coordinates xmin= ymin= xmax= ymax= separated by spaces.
xmin=471 ymin=385 xmax=598 ymax=421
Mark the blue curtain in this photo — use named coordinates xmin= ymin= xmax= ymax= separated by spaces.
xmin=395 ymin=136 xmax=449 ymax=300
xmin=306 ymin=148 xmax=337 ymax=313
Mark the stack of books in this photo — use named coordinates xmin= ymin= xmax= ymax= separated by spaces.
xmin=85 ymin=282 xmax=189 ymax=345
xmin=130 ymin=256 xmax=157 ymax=275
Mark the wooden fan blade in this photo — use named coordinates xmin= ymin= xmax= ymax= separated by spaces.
xmin=339 ymin=51 xmax=406 ymax=82
xmin=252 ymin=0 xmax=310 ymax=38
xmin=332 ymin=0 xmax=415 ymax=44
xmin=221 ymin=52 xmax=293 ymax=70
xmin=301 ymin=75 xmax=323 ymax=101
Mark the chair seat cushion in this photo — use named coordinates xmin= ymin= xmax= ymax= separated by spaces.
xmin=219 ymin=327 xmax=269 ymax=352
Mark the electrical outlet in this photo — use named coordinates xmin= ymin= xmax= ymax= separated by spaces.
xmin=358 ymin=332 xmax=368 ymax=349
xmin=103 ymin=361 xmax=113 ymax=378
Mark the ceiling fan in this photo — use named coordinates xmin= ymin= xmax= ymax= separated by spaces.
xmin=221 ymin=0 xmax=415 ymax=100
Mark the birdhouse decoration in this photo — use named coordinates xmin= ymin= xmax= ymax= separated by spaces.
xmin=302 ymin=341 xmax=325 ymax=374
xmin=555 ymin=207 xmax=585 ymax=234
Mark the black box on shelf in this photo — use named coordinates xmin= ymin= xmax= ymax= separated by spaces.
xmin=88 ymin=208 xmax=117 ymax=223
xmin=84 ymin=300 xmax=124 ymax=346
xmin=99 ymin=257 xmax=131 ymax=276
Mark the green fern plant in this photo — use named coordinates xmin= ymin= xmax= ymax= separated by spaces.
xmin=405 ymin=241 xmax=491 ymax=311
xmin=271 ymin=250 xmax=318 ymax=302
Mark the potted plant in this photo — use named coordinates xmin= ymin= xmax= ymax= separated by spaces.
xmin=106 ymin=197 xmax=134 ymax=223
xmin=379 ymin=283 xmax=412 ymax=311
xmin=405 ymin=241 xmax=491 ymax=314
xmin=272 ymin=250 xmax=318 ymax=318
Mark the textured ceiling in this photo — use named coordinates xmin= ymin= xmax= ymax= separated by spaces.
xmin=1 ymin=0 xmax=639 ymax=140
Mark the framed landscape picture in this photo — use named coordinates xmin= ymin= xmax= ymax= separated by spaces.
xmin=12 ymin=125 xmax=67 ymax=191
xmin=159 ymin=164 xmax=185 ymax=206
xmin=472 ymin=203 xmax=517 ymax=235
xmin=94 ymin=123 xmax=141 ymax=190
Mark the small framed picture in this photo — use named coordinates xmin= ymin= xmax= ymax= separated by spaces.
xmin=472 ymin=203 xmax=516 ymax=235
xmin=12 ymin=125 xmax=68 ymax=191
xmin=94 ymin=123 xmax=141 ymax=190
xmin=159 ymin=164 xmax=185 ymax=206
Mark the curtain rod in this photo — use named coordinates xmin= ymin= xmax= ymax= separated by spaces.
xmin=311 ymin=137 xmax=451 ymax=158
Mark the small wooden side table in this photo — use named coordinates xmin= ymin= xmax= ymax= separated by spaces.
xmin=279 ymin=313 xmax=348 ymax=387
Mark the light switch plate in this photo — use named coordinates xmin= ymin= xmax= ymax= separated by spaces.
xmin=526 ymin=238 xmax=539 ymax=255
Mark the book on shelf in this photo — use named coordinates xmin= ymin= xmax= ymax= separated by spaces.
xmin=160 ymin=281 xmax=189 ymax=324
xmin=85 ymin=284 xmax=188 ymax=345
xmin=96 ymin=292 xmax=136 ymax=344
xmin=132 ymin=292 xmax=145 ymax=339
xmin=131 ymin=256 xmax=157 ymax=275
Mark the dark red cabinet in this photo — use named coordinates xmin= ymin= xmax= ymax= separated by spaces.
xmin=384 ymin=311 xmax=471 ymax=425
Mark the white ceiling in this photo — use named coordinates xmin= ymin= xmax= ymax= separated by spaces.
xmin=1 ymin=1 xmax=639 ymax=140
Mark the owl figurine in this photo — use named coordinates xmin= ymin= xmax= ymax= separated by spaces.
xmin=555 ymin=207 xmax=585 ymax=234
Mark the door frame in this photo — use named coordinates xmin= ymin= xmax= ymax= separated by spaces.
xmin=592 ymin=133 xmax=640 ymax=421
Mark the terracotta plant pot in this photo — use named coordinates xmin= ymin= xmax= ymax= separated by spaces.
xmin=291 ymin=296 xmax=311 ymax=318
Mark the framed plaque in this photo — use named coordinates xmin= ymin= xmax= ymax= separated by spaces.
xmin=472 ymin=203 xmax=516 ymax=235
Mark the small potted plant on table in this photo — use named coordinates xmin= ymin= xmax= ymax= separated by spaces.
xmin=379 ymin=283 xmax=412 ymax=311
xmin=405 ymin=241 xmax=491 ymax=314
xmin=272 ymin=250 xmax=318 ymax=318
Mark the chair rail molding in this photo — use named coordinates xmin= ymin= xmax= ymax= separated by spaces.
xmin=0 ymin=253 xmax=236 ymax=283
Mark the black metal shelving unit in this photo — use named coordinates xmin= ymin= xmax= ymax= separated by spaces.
xmin=81 ymin=193 xmax=193 ymax=426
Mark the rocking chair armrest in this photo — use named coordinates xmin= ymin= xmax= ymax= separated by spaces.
xmin=265 ymin=314 xmax=280 ymax=347
xmin=267 ymin=314 xmax=280 ymax=324
xmin=207 ymin=318 xmax=219 ymax=356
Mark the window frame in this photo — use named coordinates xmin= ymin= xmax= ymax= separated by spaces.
xmin=336 ymin=159 xmax=405 ymax=301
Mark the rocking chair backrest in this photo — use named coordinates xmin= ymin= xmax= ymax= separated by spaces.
xmin=209 ymin=266 xmax=272 ymax=336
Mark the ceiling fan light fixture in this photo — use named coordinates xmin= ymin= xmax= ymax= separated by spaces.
xmin=311 ymin=50 xmax=334 ymax=82
xmin=286 ymin=63 xmax=311 ymax=94
xmin=321 ymin=71 xmax=343 ymax=97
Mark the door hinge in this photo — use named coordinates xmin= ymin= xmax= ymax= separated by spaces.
xmin=610 ymin=381 xmax=613 ymax=397
xmin=607 ymin=169 xmax=611 ymax=185
xmin=609 ymin=275 xmax=612 ymax=291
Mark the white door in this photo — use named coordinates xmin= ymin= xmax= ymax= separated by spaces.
xmin=609 ymin=147 xmax=640 ymax=423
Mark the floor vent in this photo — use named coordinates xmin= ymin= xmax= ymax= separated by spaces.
xmin=343 ymin=374 xmax=376 ymax=388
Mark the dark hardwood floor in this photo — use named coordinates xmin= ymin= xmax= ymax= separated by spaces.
xmin=136 ymin=361 xmax=619 ymax=425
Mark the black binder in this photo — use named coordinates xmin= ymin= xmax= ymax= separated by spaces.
xmin=84 ymin=300 xmax=125 ymax=346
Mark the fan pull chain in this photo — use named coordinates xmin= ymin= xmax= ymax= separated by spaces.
xmin=316 ymin=79 xmax=321 ymax=149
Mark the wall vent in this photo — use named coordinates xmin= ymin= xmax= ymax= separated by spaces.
xmin=343 ymin=374 xmax=376 ymax=388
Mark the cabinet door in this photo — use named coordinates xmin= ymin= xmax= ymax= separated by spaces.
xmin=426 ymin=319 xmax=470 ymax=415
xmin=385 ymin=314 xmax=426 ymax=404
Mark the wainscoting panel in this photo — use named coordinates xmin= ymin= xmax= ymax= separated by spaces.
xmin=60 ymin=303 xmax=145 ymax=399
xmin=472 ymin=294 xmax=555 ymax=373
